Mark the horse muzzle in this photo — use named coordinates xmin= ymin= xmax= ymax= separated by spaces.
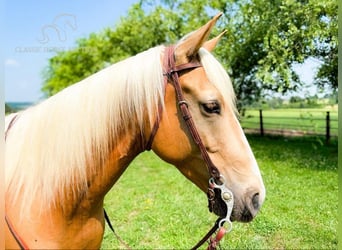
xmin=231 ymin=191 xmax=263 ymax=222
xmin=210 ymin=186 xmax=263 ymax=223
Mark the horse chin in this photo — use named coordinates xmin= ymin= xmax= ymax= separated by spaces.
xmin=211 ymin=192 xmax=255 ymax=223
xmin=210 ymin=189 xmax=229 ymax=218
xmin=211 ymin=200 xmax=228 ymax=218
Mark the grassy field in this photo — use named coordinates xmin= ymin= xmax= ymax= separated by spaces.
xmin=101 ymin=135 xmax=337 ymax=249
xmin=240 ymin=108 xmax=338 ymax=137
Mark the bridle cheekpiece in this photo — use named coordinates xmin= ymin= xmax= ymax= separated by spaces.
xmin=145 ymin=46 xmax=234 ymax=249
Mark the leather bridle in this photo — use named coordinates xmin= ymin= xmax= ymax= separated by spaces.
xmin=5 ymin=46 xmax=234 ymax=250
xmin=145 ymin=46 xmax=234 ymax=249
xmin=146 ymin=46 xmax=221 ymax=182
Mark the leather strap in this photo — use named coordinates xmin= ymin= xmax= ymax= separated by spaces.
xmin=5 ymin=114 xmax=18 ymax=140
xmin=164 ymin=46 xmax=221 ymax=181
xmin=5 ymin=114 xmax=29 ymax=249
xmin=191 ymin=218 xmax=220 ymax=250
xmin=144 ymin=49 xmax=202 ymax=151
xmin=5 ymin=209 xmax=29 ymax=250
xmin=145 ymin=103 xmax=162 ymax=151
xmin=145 ymin=46 xmax=221 ymax=178
xmin=163 ymin=46 xmax=225 ymax=249
xmin=104 ymin=209 xmax=131 ymax=249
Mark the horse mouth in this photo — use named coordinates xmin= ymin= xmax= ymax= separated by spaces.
xmin=210 ymin=189 xmax=254 ymax=223
xmin=209 ymin=188 xmax=228 ymax=218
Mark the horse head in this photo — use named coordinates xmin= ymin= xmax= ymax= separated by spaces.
xmin=149 ymin=13 xmax=266 ymax=223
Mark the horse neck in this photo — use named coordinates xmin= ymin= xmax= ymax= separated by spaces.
xmin=5 ymin=128 xmax=144 ymax=249
xmin=5 ymin=83 xmax=151 ymax=249
xmin=88 ymin=125 xmax=144 ymax=200
xmin=6 ymin=89 xmax=147 ymax=220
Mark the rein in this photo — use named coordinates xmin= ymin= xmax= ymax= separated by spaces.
xmin=144 ymin=46 xmax=234 ymax=249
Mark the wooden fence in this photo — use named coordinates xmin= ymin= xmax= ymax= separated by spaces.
xmin=240 ymin=109 xmax=338 ymax=143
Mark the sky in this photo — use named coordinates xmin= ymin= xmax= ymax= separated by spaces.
xmin=3 ymin=0 xmax=322 ymax=103
xmin=4 ymin=0 xmax=138 ymax=102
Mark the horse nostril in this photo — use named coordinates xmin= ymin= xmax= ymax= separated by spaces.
xmin=252 ymin=193 xmax=260 ymax=210
xmin=236 ymin=192 xmax=262 ymax=222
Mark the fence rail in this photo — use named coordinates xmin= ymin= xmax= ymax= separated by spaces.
xmin=240 ymin=109 xmax=338 ymax=143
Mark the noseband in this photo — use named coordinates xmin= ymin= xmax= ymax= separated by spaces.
xmin=145 ymin=46 xmax=234 ymax=249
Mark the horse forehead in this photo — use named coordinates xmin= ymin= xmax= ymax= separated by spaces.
xmin=180 ymin=67 xmax=216 ymax=93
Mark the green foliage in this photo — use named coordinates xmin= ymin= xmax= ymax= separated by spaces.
xmin=245 ymin=93 xmax=338 ymax=110
xmin=5 ymin=103 xmax=15 ymax=114
xmin=42 ymin=3 xmax=182 ymax=95
xmin=42 ymin=0 xmax=337 ymax=106
xmin=101 ymin=136 xmax=337 ymax=249
xmin=42 ymin=33 xmax=108 ymax=95
xmin=208 ymin=0 xmax=337 ymax=107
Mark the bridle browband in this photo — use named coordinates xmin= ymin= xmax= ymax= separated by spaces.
xmin=145 ymin=46 xmax=234 ymax=249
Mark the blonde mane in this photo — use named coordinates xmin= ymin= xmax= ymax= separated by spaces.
xmin=5 ymin=46 xmax=165 ymax=214
xmin=5 ymin=45 xmax=236 ymax=216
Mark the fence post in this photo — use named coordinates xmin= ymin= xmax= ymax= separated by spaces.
xmin=326 ymin=111 xmax=330 ymax=144
xmin=259 ymin=109 xmax=264 ymax=136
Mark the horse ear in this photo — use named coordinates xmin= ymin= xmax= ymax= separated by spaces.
xmin=174 ymin=13 xmax=223 ymax=65
xmin=202 ymin=30 xmax=227 ymax=52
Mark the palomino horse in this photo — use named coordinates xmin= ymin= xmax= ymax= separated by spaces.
xmin=5 ymin=13 xmax=265 ymax=249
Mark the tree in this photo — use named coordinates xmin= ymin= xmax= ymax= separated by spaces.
xmin=204 ymin=0 xmax=337 ymax=106
xmin=42 ymin=3 xmax=182 ymax=95
xmin=42 ymin=0 xmax=337 ymax=108
xmin=5 ymin=103 xmax=15 ymax=114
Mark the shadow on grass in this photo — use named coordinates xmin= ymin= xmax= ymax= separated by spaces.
xmin=246 ymin=134 xmax=337 ymax=172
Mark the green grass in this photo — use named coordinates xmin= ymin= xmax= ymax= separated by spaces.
xmin=101 ymin=135 xmax=337 ymax=249
xmin=240 ymin=108 xmax=338 ymax=137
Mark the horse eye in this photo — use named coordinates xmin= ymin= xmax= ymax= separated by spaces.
xmin=202 ymin=102 xmax=221 ymax=115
